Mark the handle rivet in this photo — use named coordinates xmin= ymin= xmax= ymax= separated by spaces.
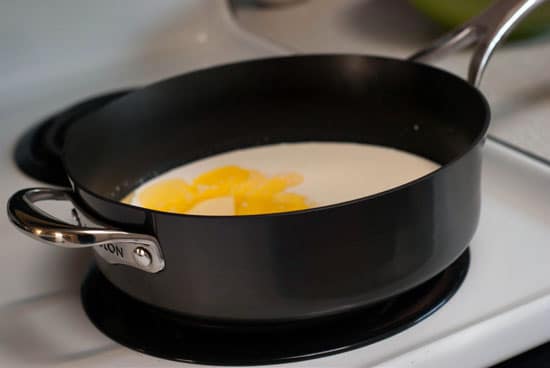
xmin=133 ymin=247 xmax=152 ymax=268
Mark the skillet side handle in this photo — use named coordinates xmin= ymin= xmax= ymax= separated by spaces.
xmin=409 ymin=0 xmax=548 ymax=86
xmin=7 ymin=187 xmax=165 ymax=273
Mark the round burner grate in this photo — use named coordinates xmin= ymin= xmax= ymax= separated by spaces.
xmin=82 ymin=249 xmax=469 ymax=366
xmin=14 ymin=90 xmax=134 ymax=186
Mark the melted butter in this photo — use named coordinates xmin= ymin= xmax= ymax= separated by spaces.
xmin=136 ymin=165 xmax=311 ymax=215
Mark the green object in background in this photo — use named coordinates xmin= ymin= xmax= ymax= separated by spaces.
xmin=409 ymin=0 xmax=550 ymax=40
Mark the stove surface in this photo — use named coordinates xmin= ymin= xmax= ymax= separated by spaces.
xmin=1 ymin=1 xmax=550 ymax=367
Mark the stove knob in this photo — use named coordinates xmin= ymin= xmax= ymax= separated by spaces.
xmin=133 ymin=247 xmax=152 ymax=268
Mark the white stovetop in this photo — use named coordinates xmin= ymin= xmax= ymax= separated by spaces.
xmin=0 ymin=1 xmax=549 ymax=367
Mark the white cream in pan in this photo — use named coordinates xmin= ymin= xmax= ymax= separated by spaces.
xmin=124 ymin=142 xmax=440 ymax=215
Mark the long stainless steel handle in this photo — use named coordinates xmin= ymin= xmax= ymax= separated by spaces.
xmin=7 ymin=188 xmax=165 ymax=273
xmin=409 ymin=0 xmax=548 ymax=86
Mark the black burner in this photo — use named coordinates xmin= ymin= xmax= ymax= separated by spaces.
xmin=81 ymin=249 xmax=469 ymax=366
xmin=14 ymin=90 xmax=134 ymax=186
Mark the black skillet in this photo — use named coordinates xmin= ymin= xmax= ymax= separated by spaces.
xmin=7 ymin=0 xmax=541 ymax=322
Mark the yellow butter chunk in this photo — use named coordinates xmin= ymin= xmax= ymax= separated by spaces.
xmin=133 ymin=165 xmax=312 ymax=215
xmin=193 ymin=165 xmax=251 ymax=186
xmin=121 ymin=192 xmax=134 ymax=204
xmin=236 ymin=192 xmax=310 ymax=215
xmin=138 ymin=178 xmax=197 ymax=213
xmin=187 ymin=196 xmax=235 ymax=216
